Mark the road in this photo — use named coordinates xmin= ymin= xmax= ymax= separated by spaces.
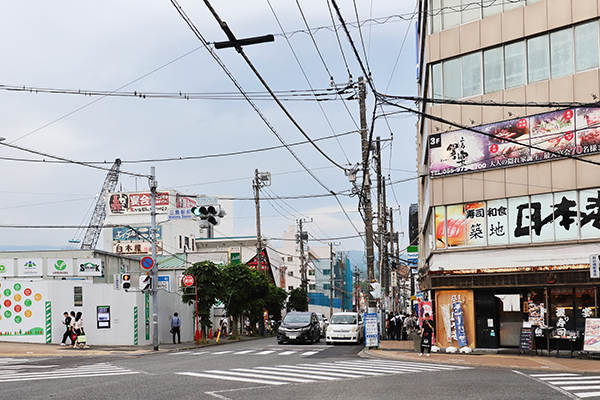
xmin=1 ymin=337 xmax=599 ymax=399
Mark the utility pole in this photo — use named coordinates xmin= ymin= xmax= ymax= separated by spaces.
xmin=329 ymin=242 xmax=333 ymax=318
xmin=298 ymin=219 xmax=307 ymax=292
xmin=253 ymin=170 xmax=271 ymax=276
xmin=359 ymin=76 xmax=376 ymax=313
xmin=340 ymin=253 xmax=344 ymax=311
xmin=389 ymin=207 xmax=395 ymax=313
xmin=150 ymin=167 xmax=158 ymax=351
xmin=375 ymin=137 xmax=386 ymax=338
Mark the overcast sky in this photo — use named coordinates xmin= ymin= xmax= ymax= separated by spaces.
xmin=0 ymin=0 xmax=418 ymax=260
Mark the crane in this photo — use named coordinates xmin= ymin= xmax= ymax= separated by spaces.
xmin=81 ymin=158 xmax=121 ymax=250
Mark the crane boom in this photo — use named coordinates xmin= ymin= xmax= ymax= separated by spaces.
xmin=81 ymin=158 xmax=121 ymax=250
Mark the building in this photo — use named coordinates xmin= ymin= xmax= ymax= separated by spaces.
xmin=0 ymin=249 xmax=192 ymax=345
xmin=416 ymin=0 xmax=600 ymax=350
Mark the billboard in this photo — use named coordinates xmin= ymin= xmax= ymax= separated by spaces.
xmin=434 ymin=187 xmax=600 ymax=249
xmin=428 ymin=108 xmax=600 ymax=177
xmin=108 ymin=192 xmax=169 ymax=214
xmin=112 ymin=226 xmax=162 ymax=241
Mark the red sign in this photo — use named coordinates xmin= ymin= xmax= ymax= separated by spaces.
xmin=141 ymin=256 xmax=154 ymax=270
xmin=182 ymin=275 xmax=195 ymax=287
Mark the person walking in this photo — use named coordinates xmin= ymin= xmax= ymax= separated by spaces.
xmin=171 ymin=312 xmax=181 ymax=344
xmin=60 ymin=311 xmax=74 ymax=346
xmin=73 ymin=311 xmax=89 ymax=349
xmin=419 ymin=313 xmax=434 ymax=356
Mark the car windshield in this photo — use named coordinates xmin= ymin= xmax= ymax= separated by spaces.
xmin=317 ymin=314 xmax=323 ymax=321
xmin=330 ymin=314 xmax=357 ymax=324
xmin=283 ymin=314 xmax=311 ymax=324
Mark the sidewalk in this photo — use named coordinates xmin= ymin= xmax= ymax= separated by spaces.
xmin=365 ymin=339 xmax=600 ymax=373
xmin=0 ymin=335 xmax=259 ymax=358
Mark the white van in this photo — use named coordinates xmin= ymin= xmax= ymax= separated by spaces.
xmin=325 ymin=312 xmax=364 ymax=344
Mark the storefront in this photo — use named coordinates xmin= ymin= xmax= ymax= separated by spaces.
xmin=422 ymin=265 xmax=598 ymax=351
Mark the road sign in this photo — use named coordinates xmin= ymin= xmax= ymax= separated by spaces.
xmin=591 ymin=254 xmax=600 ymax=278
xmin=141 ymin=256 xmax=154 ymax=270
xmin=182 ymin=274 xmax=195 ymax=287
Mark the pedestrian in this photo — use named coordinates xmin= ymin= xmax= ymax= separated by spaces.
xmin=395 ymin=313 xmax=404 ymax=341
xmin=60 ymin=311 xmax=74 ymax=346
xmin=73 ymin=311 xmax=88 ymax=349
xmin=419 ymin=313 xmax=434 ymax=357
xmin=171 ymin=312 xmax=181 ymax=344
xmin=388 ymin=313 xmax=396 ymax=340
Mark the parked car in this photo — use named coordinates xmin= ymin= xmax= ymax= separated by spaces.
xmin=277 ymin=312 xmax=321 ymax=344
xmin=326 ymin=311 xmax=364 ymax=344
xmin=316 ymin=313 xmax=329 ymax=337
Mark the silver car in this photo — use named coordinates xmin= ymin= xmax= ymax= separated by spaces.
xmin=326 ymin=312 xmax=364 ymax=344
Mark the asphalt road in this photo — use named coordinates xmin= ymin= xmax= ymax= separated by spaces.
xmin=1 ymin=337 xmax=598 ymax=400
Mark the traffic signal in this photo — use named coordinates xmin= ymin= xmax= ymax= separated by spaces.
xmin=139 ymin=274 xmax=151 ymax=291
xmin=122 ymin=274 xmax=131 ymax=290
xmin=369 ymin=281 xmax=381 ymax=299
xmin=190 ymin=205 xmax=226 ymax=226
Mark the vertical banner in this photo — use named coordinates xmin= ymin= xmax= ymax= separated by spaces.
xmin=590 ymin=255 xmax=600 ymax=279
xmin=134 ymin=306 xmax=138 ymax=345
xmin=446 ymin=205 xmax=466 ymax=247
xmin=465 ymin=202 xmax=486 ymax=246
xmin=45 ymin=301 xmax=51 ymax=343
xmin=584 ymin=318 xmax=600 ymax=352
xmin=434 ymin=206 xmax=446 ymax=249
xmin=145 ymin=292 xmax=150 ymax=340
xmin=452 ymin=297 xmax=468 ymax=347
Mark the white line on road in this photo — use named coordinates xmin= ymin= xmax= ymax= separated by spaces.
xmin=176 ymin=372 xmax=286 ymax=386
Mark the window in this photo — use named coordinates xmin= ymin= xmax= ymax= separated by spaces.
xmin=576 ymin=21 xmax=600 ymax=72
xmin=184 ymin=236 xmax=189 ymax=249
xmin=323 ymin=283 xmax=331 ymax=290
xmin=179 ymin=235 xmax=182 ymax=249
xmin=288 ymin=271 xmax=293 ymax=276
xmin=462 ymin=52 xmax=482 ymax=97
xmin=550 ymin=28 xmax=573 ymax=78
xmin=287 ymin=256 xmax=293 ymax=262
xmin=484 ymin=47 xmax=504 ymax=93
xmin=288 ymin=286 xmax=294 ymax=291
xmin=443 ymin=58 xmax=462 ymax=99
xmin=308 ymin=269 xmax=315 ymax=276
xmin=309 ymin=284 xmax=316 ymax=291
xmin=482 ymin=0 xmax=502 ymax=18
xmin=528 ymin=34 xmax=550 ymax=83
xmin=505 ymin=41 xmax=526 ymax=88
xmin=442 ymin=0 xmax=461 ymax=30
xmin=323 ymin=269 xmax=331 ymax=276
xmin=461 ymin=0 xmax=480 ymax=24
xmin=430 ymin=0 xmax=442 ymax=33
xmin=432 ymin=63 xmax=443 ymax=99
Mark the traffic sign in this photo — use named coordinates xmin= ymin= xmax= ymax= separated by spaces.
xmin=141 ymin=256 xmax=154 ymax=270
xmin=182 ymin=274 xmax=195 ymax=287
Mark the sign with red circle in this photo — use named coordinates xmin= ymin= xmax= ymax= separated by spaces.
xmin=141 ymin=256 xmax=154 ymax=270
xmin=182 ymin=275 xmax=195 ymax=287
xmin=490 ymin=144 xmax=499 ymax=153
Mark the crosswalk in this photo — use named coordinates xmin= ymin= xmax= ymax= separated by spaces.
xmin=176 ymin=359 xmax=472 ymax=386
xmin=529 ymin=373 xmax=600 ymax=399
xmin=170 ymin=346 xmax=325 ymax=358
xmin=0 ymin=362 xmax=139 ymax=383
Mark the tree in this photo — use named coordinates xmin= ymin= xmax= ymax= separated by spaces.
xmin=222 ymin=263 xmax=266 ymax=335
xmin=287 ymin=287 xmax=308 ymax=311
xmin=181 ymin=260 xmax=223 ymax=332
xmin=264 ymin=283 xmax=287 ymax=322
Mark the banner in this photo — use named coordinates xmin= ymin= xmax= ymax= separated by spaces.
xmin=108 ymin=192 xmax=169 ymax=215
xmin=17 ymin=258 xmax=43 ymax=277
xmin=428 ymin=108 xmax=600 ymax=177
xmin=584 ymin=318 xmax=600 ymax=352
xmin=77 ymin=258 xmax=103 ymax=276
xmin=452 ymin=298 xmax=468 ymax=347
xmin=47 ymin=258 xmax=74 ymax=277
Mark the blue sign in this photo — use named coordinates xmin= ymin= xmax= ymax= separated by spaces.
xmin=158 ymin=275 xmax=170 ymax=291
xmin=113 ymin=226 xmax=162 ymax=241
xmin=364 ymin=313 xmax=379 ymax=348
xmin=168 ymin=209 xmax=193 ymax=220
xmin=452 ymin=301 xmax=468 ymax=347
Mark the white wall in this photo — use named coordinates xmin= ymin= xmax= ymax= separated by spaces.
xmin=0 ymin=279 xmax=192 ymax=346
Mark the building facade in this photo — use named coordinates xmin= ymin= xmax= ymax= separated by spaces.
xmin=416 ymin=0 xmax=600 ymax=350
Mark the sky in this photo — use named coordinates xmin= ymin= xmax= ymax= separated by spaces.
xmin=0 ymin=0 xmax=419 ymax=261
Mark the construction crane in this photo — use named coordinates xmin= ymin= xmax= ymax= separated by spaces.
xmin=81 ymin=159 xmax=122 ymax=250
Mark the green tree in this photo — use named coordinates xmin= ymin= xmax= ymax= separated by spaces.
xmin=264 ymin=283 xmax=287 ymax=322
xmin=222 ymin=263 xmax=267 ymax=334
xmin=287 ymin=287 xmax=308 ymax=311
xmin=181 ymin=260 xmax=223 ymax=332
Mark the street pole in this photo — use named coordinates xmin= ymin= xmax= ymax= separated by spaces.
xmin=359 ymin=77 xmax=376 ymax=314
xmin=299 ymin=219 xmax=307 ymax=292
xmin=375 ymin=137 xmax=385 ymax=338
xmin=254 ymin=169 xmax=263 ymax=276
xmin=150 ymin=166 xmax=158 ymax=351
xmin=389 ymin=207 xmax=395 ymax=313
xmin=329 ymin=242 xmax=333 ymax=318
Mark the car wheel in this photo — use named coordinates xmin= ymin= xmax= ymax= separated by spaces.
xmin=277 ymin=340 xmax=284 ymax=345
xmin=326 ymin=341 xmax=331 ymax=345
xmin=315 ymin=333 xmax=320 ymax=343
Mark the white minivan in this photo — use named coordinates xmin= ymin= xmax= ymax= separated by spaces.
xmin=325 ymin=312 xmax=364 ymax=344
